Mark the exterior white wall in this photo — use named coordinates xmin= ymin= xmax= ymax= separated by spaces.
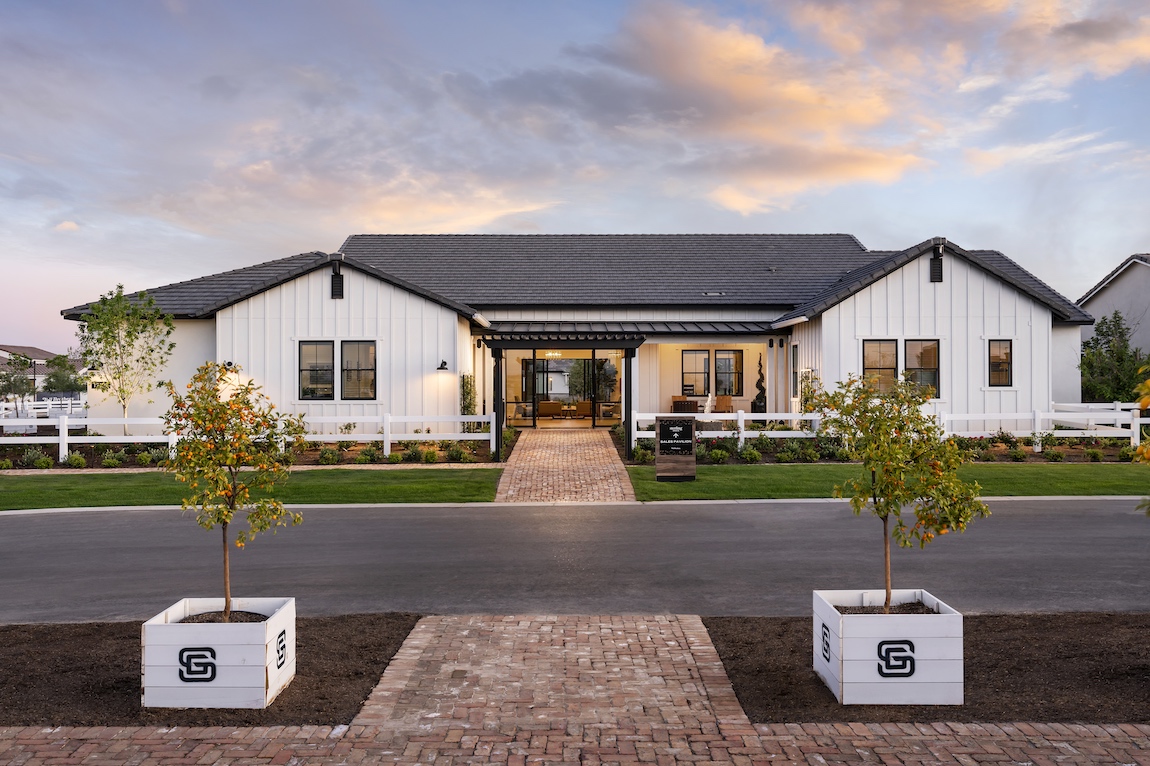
xmin=1080 ymin=261 xmax=1150 ymax=353
xmin=215 ymin=267 xmax=463 ymax=427
xmin=813 ymin=253 xmax=1055 ymax=417
xmin=1051 ymin=324 xmax=1083 ymax=404
xmin=85 ymin=319 xmax=216 ymax=423
xmin=481 ymin=307 xmax=783 ymax=322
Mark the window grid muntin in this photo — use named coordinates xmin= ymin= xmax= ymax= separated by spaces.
xmin=341 ymin=340 xmax=376 ymax=400
xmin=905 ymin=339 xmax=940 ymax=398
xmin=681 ymin=350 xmax=710 ymax=396
xmin=715 ymin=350 xmax=743 ymax=396
xmin=299 ymin=341 xmax=335 ymax=400
xmin=989 ymin=340 xmax=1013 ymax=387
xmin=862 ymin=340 xmax=898 ymax=392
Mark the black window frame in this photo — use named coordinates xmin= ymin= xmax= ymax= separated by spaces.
xmin=715 ymin=350 xmax=744 ymax=397
xmin=989 ymin=340 xmax=1013 ymax=387
xmin=904 ymin=339 xmax=940 ymax=399
xmin=341 ymin=340 xmax=377 ymax=401
xmin=862 ymin=339 xmax=898 ymax=392
xmin=681 ymin=350 xmax=710 ymax=396
xmin=299 ymin=341 xmax=335 ymax=401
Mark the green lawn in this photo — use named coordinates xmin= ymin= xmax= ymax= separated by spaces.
xmin=0 ymin=468 xmax=503 ymax=511
xmin=627 ymin=463 xmax=1150 ymax=502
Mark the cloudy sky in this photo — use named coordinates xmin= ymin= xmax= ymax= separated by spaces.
xmin=4 ymin=0 xmax=1149 ymax=351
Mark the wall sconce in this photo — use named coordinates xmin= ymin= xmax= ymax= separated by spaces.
xmin=437 ymin=360 xmax=449 ymax=371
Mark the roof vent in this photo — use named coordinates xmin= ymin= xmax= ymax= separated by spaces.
xmin=331 ymin=262 xmax=344 ymax=299
xmin=930 ymin=242 xmax=944 ymax=283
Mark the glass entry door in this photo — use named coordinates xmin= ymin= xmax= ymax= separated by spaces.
xmin=504 ymin=349 xmax=623 ymax=427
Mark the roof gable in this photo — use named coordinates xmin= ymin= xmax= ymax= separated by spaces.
xmin=1078 ymin=254 xmax=1150 ymax=305
xmin=772 ymin=238 xmax=1093 ymax=327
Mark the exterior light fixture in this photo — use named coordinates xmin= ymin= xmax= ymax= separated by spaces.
xmin=437 ymin=360 xmax=449 ymax=371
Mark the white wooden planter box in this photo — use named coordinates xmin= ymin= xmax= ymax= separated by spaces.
xmin=813 ymin=589 xmax=962 ymax=705
xmin=142 ymin=597 xmax=296 ymax=709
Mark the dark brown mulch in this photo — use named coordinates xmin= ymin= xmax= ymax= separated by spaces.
xmin=0 ymin=613 xmax=420 ymax=727
xmin=704 ymin=613 xmax=1150 ymax=723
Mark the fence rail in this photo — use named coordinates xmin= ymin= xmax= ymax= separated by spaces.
xmin=633 ymin=406 xmax=1147 ymax=451
xmin=0 ymin=413 xmax=497 ymax=462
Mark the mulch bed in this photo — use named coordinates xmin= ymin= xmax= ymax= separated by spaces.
xmin=4 ymin=613 xmax=1149 ymax=726
xmin=704 ymin=613 xmax=1150 ymax=723
xmin=0 ymin=613 xmax=420 ymax=727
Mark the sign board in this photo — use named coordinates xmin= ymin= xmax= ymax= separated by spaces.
xmin=655 ymin=416 xmax=696 ymax=481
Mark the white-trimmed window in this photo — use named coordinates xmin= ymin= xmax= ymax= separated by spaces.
xmin=341 ymin=341 xmax=377 ymax=400
xmin=905 ymin=340 xmax=939 ymax=398
xmin=299 ymin=341 xmax=335 ymax=400
xmin=989 ymin=340 xmax=1012 ymax=387
xmin=862 ymin=340 xmax=898 ymax=392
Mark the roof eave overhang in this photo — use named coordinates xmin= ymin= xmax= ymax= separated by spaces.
xmin=771 ymin=316 xmax=809 ymax=329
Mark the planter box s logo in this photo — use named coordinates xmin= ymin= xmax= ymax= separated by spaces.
xmin=178 ymin=647 xmax=217 ymax=682
xmin=820 ymin=623 xmax=831 ymax=662
xmin=876 ymin=640 xmax=915 ymax=678
xmin=276 ymin=630 xmax=287 ymax=669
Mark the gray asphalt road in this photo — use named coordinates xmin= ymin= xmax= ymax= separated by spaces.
xmin=1 ymin=498 xmax=1146 ymax=622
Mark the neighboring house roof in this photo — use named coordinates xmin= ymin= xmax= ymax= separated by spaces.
xmin=1077 ymin=254 xmax=1150 ymax=305
xmin=0 ymin=344 xmax=60 ymax=362
xmin=772 ymin=238 xmax=1094 ymax=328
xmin=60 ymin=252 xmax=482 ymax=322
xmin=339 ymin=234 xmax=874 ymax=307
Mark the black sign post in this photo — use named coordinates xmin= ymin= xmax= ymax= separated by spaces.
xmin=656 ymin=416 xmax=696 ymax=481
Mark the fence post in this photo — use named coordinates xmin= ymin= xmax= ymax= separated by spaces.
xmin=1133 ymin=417 xmax=1142 ymax=448
xmin=1033 ymin=409 xmax=1042 ymax=452
xmin=383 ymin=413 xmax=392 ymax=457
xmin=57 ymin=415 xmax=68 ymax=463
xmin=737 ymin=410 xmax=745 ymax=450
xmin=489 ymin=412 xmax=496 ymax=455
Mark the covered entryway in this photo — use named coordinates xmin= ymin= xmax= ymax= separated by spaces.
xmin=502 ymin=348 xmax=624 ymax=429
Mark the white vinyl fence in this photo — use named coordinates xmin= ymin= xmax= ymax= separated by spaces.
xmin=633 ymin=405 xmax=1148 ymax=451
xmin=0 ymin=412 xmax=496 ymax=462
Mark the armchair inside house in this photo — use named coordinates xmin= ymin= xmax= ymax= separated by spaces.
xmin=575 ymin=400 xmax=592 ymax=418
xmin=537 ymin=400 xmax=564 ymax=418
xmin=715 ymin=395 xmax=734 ymax=413
xmin=671 ymin=396 xmax=699 ymax=413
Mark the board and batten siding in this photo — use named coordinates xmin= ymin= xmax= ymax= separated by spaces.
xmin=813 ymin=252 xmax=1055 ymax=418
xmin=215 ymin=267 xmax=464 ymax=425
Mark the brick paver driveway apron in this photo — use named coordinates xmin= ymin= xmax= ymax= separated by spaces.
xmin=495 ymin=429 xmax=635 ymax=503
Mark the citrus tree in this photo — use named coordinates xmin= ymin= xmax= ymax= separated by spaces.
xmin=1136 ymin=363 xmax=1150 ymax=514
xmin=162 ymin=361 xmax=305 ymax=621
xmin=810 ymin=374 xmax=989 ymax=612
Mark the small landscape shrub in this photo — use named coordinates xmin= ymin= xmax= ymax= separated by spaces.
xmin=1118 ymin=446 xmax=1136 ymax=462
xmin=636 ymin=437 xmax=655 ymax=452
xmin=64 ymin=451 xmax=87 ymax=469
xmin=739 ymin=447 xmax=762 ymax=463
xmin=387 ymin=452 xmax=403 ymax=464
xmin=1044 ymin=449 xmax=1065 ymax=462
xmin=337 ymin=440 xmax=355 ymax=451
xmin=993 ymin=429 xmax=1018 ymax=448
xmin=775 ymin=446 xmax=799 ymax=463
xmin=977 ymin=449 xmax=997 ymax=462
xmin=135 ymin=451 xmax=153 ymax=466
xmin=102 ymin=455 xmax=122 ymax=468
xmin=751 ymin=435 xmax=777 ymax=454
xmin=445 ymin=444 xmax=466 ymax=462
xmin=21 ymin=448 xmax=48 ymax=468
xmin=404 ymin=447 xmax=425 ymax=463
xmin=354 ymin=453 xmax=372 ymax=464
xmin=610 ymin=423 xmax=625 ymax=441
xmin=318 ymin=447 xmax=340 ymax=465
xmin=1007 ymin=448 xmax=1027 ymax=462
xmin=632 ymin=447 xmax=654 ymax=464
xmin=148 ymin=447 xmax=169 ymax=465
xmin=33 ymin=456 xmax=53 ymax=469
xmin=438 ymin=439 xmax=454 ymax=450
xmin=359 ymin=446 xmax=380 ymax=463
xmin=1084 ymin=448 xmax=1104 ymax=463
xmin=0 ymin=458 xmax=12 ymax=470
xmin=422 ymin=449 xmax=439 ymax=463
xmin=709 ymin=448 xmax=730 ymax=464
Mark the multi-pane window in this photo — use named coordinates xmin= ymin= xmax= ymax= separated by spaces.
xmin=299 ymin=341 xmax=334 ymax=400
xmin=862 ymin=340 xmax=898 ymax=392
xmin=681 ymin=350 xmax=709 ymax=396
xmin=341 ymin=341 xmax=376 ymax=400
xmin=715 ymin=350 xmax=743 ymax=396
xmin=905 ymin=340 xmax=940 ymax=398
xmin=989 ymin=340 xmax=1012 ymax=387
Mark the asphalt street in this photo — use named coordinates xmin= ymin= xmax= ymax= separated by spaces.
xmin=0 ymin=497 xmax=1146 ymax=622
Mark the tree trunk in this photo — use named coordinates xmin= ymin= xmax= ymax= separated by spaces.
xmin=221 ymin=520 xmax=231 ymax=622
xmin=121 ymin=401 xmax=129 ymax=437
xmin=882 ymin=513 xmax=891 ymax=614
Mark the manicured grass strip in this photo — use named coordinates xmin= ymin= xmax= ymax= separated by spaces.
xmin=0 ymin=468 xmax=503 ymax=511
xmin=627 ymin=463 xmax=1149 ymax=502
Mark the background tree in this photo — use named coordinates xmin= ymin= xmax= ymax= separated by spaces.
xmin=77 ymin=284 xmax=175 ymax=432
xmin=163 ymin=361 xmax=305 ymax=621
xmin=1081 ymin=311 xmax=1148 ymax=402
xmin=0 ymin=353 xmax=35 ymax=412
xmin=810 ymin=374 xmax=989 ymax=612
xmin=41 ymin=353 xmax=86 ymax=394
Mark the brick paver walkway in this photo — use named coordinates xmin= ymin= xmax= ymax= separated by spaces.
xmin=4 ymin=614 xmax=1150 ymax=765
xmin=495 ymin=429 xmax=635 ymax=503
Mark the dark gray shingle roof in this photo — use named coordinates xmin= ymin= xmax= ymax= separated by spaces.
xmin=1078 ymin=254 xmax=1150 ymax=305
xmin=772 ymin=239 xmax=1093 ymax=326
xmin=339 ymin=234 xmax=873 ymax=307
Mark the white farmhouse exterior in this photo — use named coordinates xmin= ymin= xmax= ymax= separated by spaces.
xmin=63 ymin=235 xmax=1092 ymax=453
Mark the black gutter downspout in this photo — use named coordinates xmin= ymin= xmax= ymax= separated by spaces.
xmin=624 ymin=347 xmax=636 ymax=460
xmin=492 ymin=348 xmax=505 ymax=462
